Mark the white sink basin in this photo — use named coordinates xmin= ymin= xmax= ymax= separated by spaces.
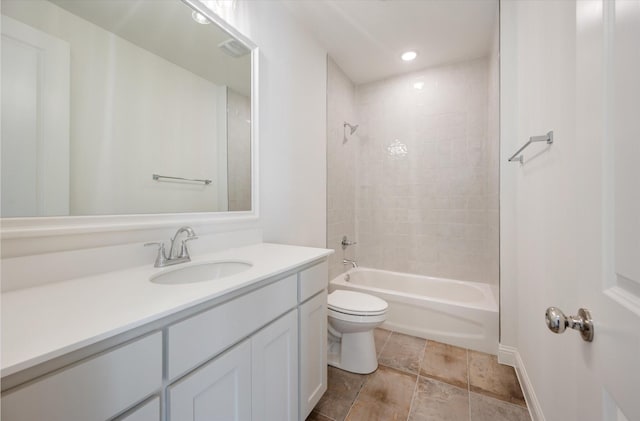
xmin=150 ymin=260 xmax=253 ymax=285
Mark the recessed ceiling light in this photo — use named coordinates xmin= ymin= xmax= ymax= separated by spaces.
xmin=401 ymin=51 xmax=418 ymax=61
xmin=413 ymin=82 xmax=425 ymax=90
xmin=192 ymin=10 xmax=211 ymax=24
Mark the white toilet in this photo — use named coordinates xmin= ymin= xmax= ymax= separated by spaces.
xmin=327 ymin=290 xmax=388 ymax=374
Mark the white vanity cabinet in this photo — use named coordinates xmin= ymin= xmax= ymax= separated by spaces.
xmin=298 ymin=262 xmax=328 ymax=420
xmin=1 ymin=332 xmax=162 ymax=421
xmin=1 ymin=256 xmax=330 ymax=421
xmin=168 ymin=339 xmax=252 ymax=420
xmin=252 ymin=309 xmax=299 ymax=421
xmin=116 ymin=397 xmax=161 ymax=421
xmin=168 ymin=309 xmax=299 ymax=421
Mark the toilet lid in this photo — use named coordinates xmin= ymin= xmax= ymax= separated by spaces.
xmin=328 ymin=290 xmax=388 ymax=316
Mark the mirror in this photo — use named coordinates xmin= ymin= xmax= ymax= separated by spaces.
xmin=1 ymin=0 xmax=253 ymax=217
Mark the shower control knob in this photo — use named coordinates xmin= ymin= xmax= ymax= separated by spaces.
xmin=545 ymin=307 xmax=594 ymax=342
xmin=341 ymin=236 xmax=357 ymax=250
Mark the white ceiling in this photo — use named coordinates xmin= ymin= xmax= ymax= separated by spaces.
xmin=284 ymin=0 xmax=498 ymax=85
xmin=50 ymin=0 xmax=251 ymax=96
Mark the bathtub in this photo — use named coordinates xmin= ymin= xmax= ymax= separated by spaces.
xmin=330 ymin=268 xmax=499 ymax=355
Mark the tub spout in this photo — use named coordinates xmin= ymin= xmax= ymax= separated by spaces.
xmin=343 ymin=259 xmax=358 ymax=269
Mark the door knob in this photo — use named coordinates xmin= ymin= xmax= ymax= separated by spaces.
xmin=545 ymin=307 xmax=594 ymax=342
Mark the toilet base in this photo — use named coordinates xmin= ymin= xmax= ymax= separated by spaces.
xmin=327 ymin=330 xmax=378 ymax=374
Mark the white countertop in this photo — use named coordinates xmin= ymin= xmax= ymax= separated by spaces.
xmin=1 ymin=243 xmax=332 ymax=377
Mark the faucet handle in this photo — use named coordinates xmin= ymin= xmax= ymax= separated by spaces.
xmin=144 ymin=242 xmax=168 ymax=267
xmin=341 ymin=236 xmax=357 ymax=250
xmin=177 ymin=236 xmax=198 ymax=259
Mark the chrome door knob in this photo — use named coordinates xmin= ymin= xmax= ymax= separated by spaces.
xmin=545 ymin=307 xmax=594 ymax=342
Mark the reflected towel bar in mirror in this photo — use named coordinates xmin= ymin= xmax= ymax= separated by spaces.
xmin=152 ymin=174 xmax=212 ymax=185
xmin=508 ymin=131 xmax=554 ymax=163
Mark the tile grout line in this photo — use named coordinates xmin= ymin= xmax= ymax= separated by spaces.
xmin=406 ymin=338 xmax=428 ymax=421
xmin=377 ymin=329 xmax=392 ymax=358
xmin=342 ymin=374 xmax=367 ymax=421
xmin=313 ymin=410 xmax=337 ymax=421
xmin=342 ymin=328 xmax=393 ymax=421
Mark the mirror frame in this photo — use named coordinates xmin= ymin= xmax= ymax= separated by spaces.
xmin=0 ymin=0 xmax=259 ymax=242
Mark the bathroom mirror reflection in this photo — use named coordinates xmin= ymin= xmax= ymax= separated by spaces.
xmin=1 ymin=0 xmax=253 ymax=217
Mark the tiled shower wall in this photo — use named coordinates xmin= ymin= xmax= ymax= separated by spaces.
xmin=327 ymin=56 xmax=499 ymax=284
xmin=327 ymin=58 xmax=358 ymax=280
xmin=227 ymin=89 xmax=252 ymax=211
xmin=355 ymin=58 xmax=497 ymax=283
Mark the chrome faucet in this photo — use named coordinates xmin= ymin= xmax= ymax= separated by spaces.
xmin=341 ymin=235 xmax=357 ymax=250
xmin=144 ymin=226 xmax=198 ymax=267
xmin=343 ymin=259 xmax=358 ymax=269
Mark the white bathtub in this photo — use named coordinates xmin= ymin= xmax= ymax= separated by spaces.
xmin=330 ymin=268 xmax=499 ymax=355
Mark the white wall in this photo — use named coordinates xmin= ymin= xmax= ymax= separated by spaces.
xmin=2 ymin=0 xmax=227 ymax=215
xmin=354 ymin=59 xmax=497 ymax=283
xmin=214 ymin=0 xmax=328 ymax=248
xmin=487 ymin=17 xmax=500 ymax=285
xmin=500 ymin=1 xmax=589 ymax=418
xmin=499 ymin=0 xmax=518 ymax=351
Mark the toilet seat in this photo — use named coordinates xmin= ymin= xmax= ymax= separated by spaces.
xmin=328 ymin=307 xmax=387 ymax=324
xmin=328 ymin=290 xmax=388 ymax=316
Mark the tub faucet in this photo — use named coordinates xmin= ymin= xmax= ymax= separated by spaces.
xmin=343 ymin=259 xmax=358 ymax=269
xmin=144 ymin=226 xmax=198 ymax=267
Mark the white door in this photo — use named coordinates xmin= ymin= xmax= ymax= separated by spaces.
xmin=1 ymin=15 xmax=69 ymax=217
xmin=298 ymin=291 xmax=328 ymax=420
xmin=502 ymin=1 xmax=640 ymax=420
xmin=168 ymin=339 xmax=251 ymax=421
xmin=584 ymin=1 xmax=640 ymax=419
xmin=251 ymin=310 xmax=298 ymax=421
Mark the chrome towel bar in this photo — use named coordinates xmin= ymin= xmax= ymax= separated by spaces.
xmin=152 ymin=174 xmax=212 ymax=185
xmin=508 ymin=131 xmax=553 ymax=163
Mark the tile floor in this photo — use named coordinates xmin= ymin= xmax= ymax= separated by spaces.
xmin=307 ymin=329 xmax=531 ymax=421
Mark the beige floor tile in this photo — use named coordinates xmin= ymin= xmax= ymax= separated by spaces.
xmin=314 ymin=366 xmax=367 ymax=421
xmin=346 ymin=399 xmax=410 ymax=421
xmin=378 ymin=332 xmax=426 ymax=375
xmin=420 ymin=340 xmax=468 ymax=389
xmin=306 ymin=410 xmax=335 ymax=421
xmin=374 ymin=328 xmax=392 ymax=356
xmin=408 ymin=377 xmax=470 ymax=421
xmin=313 ymin=333 xmax=531 ymax=421
xmin=470 ymin=392 xmax=531 ymax=421
xmin=468 ymin=351 xmax=526 ymax=406
xmin=346 ymin=365 xmax=416 ymax=421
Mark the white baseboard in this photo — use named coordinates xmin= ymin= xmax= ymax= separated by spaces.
xmin=498 ymin=344 xmax=545 ymax=421
xmin=498 ymin=344 xmax=518 ymax=366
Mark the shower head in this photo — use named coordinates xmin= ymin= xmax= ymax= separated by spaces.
xmin=344 ymin=122 xmax=359 ymax=135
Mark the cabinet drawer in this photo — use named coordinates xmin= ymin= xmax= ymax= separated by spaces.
xmin=1 ymin=332 xmax=162 ymax=421
xmin=167 ymin=275 xmax=297 ymax=380
xmin=298 ymin=261 xmax=328 ymax=303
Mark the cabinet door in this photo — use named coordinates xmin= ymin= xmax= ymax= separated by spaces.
xmin=251 ymin=309 xmax=298 ymax=421
xmin=168 ymin=339 xmax=251 ymax=421
xmin=298 ymin=290 xmax=328 ymax=420
xmin=116 ymin=397 xmax=160 ymax=421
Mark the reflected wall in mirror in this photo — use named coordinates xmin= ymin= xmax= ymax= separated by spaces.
xmin=1 ymin=0 xmax=252 ymax=217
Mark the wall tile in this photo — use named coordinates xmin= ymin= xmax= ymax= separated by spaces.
xmin=328 ymin=56 xmax=499 ymax=284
